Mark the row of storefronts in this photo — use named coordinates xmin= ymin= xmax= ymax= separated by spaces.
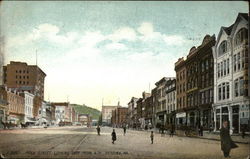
xmin=127 ymin=13 xmax=249 ymax=134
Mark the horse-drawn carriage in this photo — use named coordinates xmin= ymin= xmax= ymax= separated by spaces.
xmin=1 ymin=121 xmax=18 ymax=129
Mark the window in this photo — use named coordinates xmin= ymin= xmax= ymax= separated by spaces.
xmin=234 ymin=79 xmax=239 ymax=97
xmin=220 ymin=62 xmax=223 ymax=76
xmin=202 ymin=62 xmax=204 ymax=72
xmin=210 ymin=89 xmax=213 ymax=103
xmin=234 ymin=55 xmax=237 ymax=72
xmin=222 ymin=83 xmax=225 ymax=100
xmin=217 ymin=63 xmax=220 ymax=78
xmin=224 ymin=60 xmax=226 ymax=76
xmin=227 ymin=59 xmax=229 ymax=74
xmin=242 ymin=51 xmax=245 ymax=69
xmin=237 ymin=52 xmax=241 ymax=70
xmin=226 ymin=83 xmax=230 ymax=99
xmin=206 ymin=59 xmax=209 ymax=70
xmin=239 ymin=77 xmax=244 ymax=96
xmin=219 ymin=41 xmax=227 ymax=56
xmin=234 ymin=28 xmax=248 ymax=46
xmin=218 ymin=83 xmax=229 ymax=101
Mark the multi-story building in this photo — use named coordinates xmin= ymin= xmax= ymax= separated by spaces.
xmin=175 ymin=57 xmax=187 ymax=125
xmin=37 ymin=101 xmax=47 ymax=125
xmin=144 ymin=95 xmax=153 ymax=128
xmin=20 ymin=91 xmax=35 ymax=124
xmin=185 ymin=35 xmax=216 ymax=128
xmin=0 ymin=87 xmax=25 ymax=124
xmin=197 ymin=35 xmax=216 ymax=129
xmin=154 ymin=77 xmax=174 ymax=126
xmin=111 ymin=106 xmax=128 ymax=127
xmin=136 ymin=92 xmax=150 ymax=129
xmin=102 ymin=105 xmax=118 ymax=126
xmin=151 ymin=87 xmax=158 ymax=128
xmin=3 ymin=61 xmax=46 ymax=118
xmin=212 ymin=13 xmax=249 ymax=133
xmin=165 ymin=78 xmax=176 ymax=125
xmin=52 ymin=102 xmax=70 ymax=124
xmin=127 ymin=97 xmax=138 ymax=128
xmin=0 ymin=86 xmax=8 ymax=128
xmin=186 ymin=46 xmax=200 ymax=127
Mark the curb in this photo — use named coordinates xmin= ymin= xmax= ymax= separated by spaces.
xmin=188 ymin=136 xmax=250 ymax=145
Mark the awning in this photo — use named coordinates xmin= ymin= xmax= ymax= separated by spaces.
xmin=176 ymin=112 xmax=186 ymax=118
xmin=26 ymin=117 xmax=36 ymax=122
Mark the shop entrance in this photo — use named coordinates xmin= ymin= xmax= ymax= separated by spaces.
xmin=232 ymin=106 xmax=239 ymax=133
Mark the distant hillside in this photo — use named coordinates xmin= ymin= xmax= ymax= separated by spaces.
xmin=71 ymin=104 xmax=101 ymax=120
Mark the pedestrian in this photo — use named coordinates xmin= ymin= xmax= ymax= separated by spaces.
xmin=150 ymin=131 xmax=154 ymax=144
xmin=241 ymin=125 xmax=246 ymax=139
xmin=170 ymin=124 xmax=174 ymax=137
xmin=111 ymin=129 xmax=117 ymax=144
xmin=220 ymin=121 xmax=238 ymax=158
xmin=199 ymin=125 xmax=203 ymax=136
xmin=96 ymin=125 xmax=101 ymax=135
xmin=123 ymin=125 xmax=126 ymax=136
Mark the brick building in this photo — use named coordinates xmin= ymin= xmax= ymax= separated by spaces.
xmin=197 ymin=35 xmax=216 ymax=129
xmin=0 ymin=86 xmax=25 ymax=124
xmin=111 ymin=107 xmax=128 ymax=128
xmin=3 ymin=61 xmax=46 ymax=118
xmin=175 ymin=57 xmax=187 ymax=125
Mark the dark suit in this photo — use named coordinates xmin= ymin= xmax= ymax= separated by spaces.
xmin=220 ymin=127 xmax=238 ymax=157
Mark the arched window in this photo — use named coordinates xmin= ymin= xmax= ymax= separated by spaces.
xmin=234 ymin=28 xmax=248 ymax=46
xmin=218 ymin=41 xmax=228 ymax=56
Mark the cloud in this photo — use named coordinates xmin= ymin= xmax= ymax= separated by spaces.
xmin=105 ymin=42 xmax=126 ymax=50
xmin=137 ymin=22 xmax=187 ymax=46
xmin=137 ymin=22 xmax=154 ymax=36
xmin=79 ymin=31 xmax=106 ymax=47
xmin=108 ymin=27 xmax=137 ymax=42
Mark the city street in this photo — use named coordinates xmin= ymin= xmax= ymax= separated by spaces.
xmin=0 ymin=126 xmax=249 ymax=159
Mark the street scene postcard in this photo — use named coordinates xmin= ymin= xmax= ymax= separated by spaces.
xmin=0 ymin=1 xmax=249 ymax=159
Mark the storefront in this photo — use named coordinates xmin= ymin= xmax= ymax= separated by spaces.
xmin=0 ymin=99 xmax=8 ymax=128
xmin=176 ymin=112 xmax=186 ymax=125
xmin=186 ymin=110 xmax=198 ymax=127
xmin=239 ymin=104 xmax=250 ymax=132
xmin=214 ymin=102 xmax=249 ymax=133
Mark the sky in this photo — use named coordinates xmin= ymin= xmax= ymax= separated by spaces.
xmin=0 ymin=1 xmax=248 ymax=110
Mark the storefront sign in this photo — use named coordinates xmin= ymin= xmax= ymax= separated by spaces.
xmin=176 ymin=112 xmax=186 ymax=118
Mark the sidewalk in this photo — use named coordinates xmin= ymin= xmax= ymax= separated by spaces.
xmin=193 ymin=131 xmax=250 ymax=144
xmin=128 ymin=128 xmax=250 ymax=144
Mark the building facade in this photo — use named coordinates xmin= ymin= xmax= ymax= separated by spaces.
xmin=3 ymin=61 xmax=46 ymax=118
xmin=0 ymin=87 xmax=25 ymax=124
xmin=111 ymin=107 xmax=128 ymax=128
xmin=102 ymin=105 xmax=118 ymax=126
xmin=0 ymin=86 xmax=8 ymax=128
xmin=175 ymin=57 xmax=187 ymax=126
xmin=52 ymin=102 xmax=70 ymax=124
xmin=154 ymin=77 xmax=174 ymax=127
xmin=20 ymin=91 xmax=34 ymax=123
xmin=197 ymin=35 xmax=216 ymax=129
xmin=165 ymin=78 xmax=176 ymax=126
xmin=212 ymin=13 xmax=249 ymax=133
xmin=127 ymin=97 xmax=138 ymax=128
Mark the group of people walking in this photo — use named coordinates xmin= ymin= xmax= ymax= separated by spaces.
xmin=96 ymin=120 xmax=239 ymax=158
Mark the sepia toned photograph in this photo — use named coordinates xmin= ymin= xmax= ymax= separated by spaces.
xmin=0 ymin=1 xmax=249 ymax=159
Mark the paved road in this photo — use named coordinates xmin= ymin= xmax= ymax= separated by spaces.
xmin=0 ymin=126 xmax=249 ymax=159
